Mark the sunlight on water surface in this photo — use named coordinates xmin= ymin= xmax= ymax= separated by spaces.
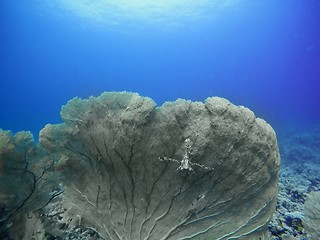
xmin=50 ymin=0 xmax=240 ymax=28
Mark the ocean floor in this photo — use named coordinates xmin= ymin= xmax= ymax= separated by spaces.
xmin=267 ymin=126 xmax=320 ymax=239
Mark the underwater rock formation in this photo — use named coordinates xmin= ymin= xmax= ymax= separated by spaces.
xmin=39 ymin=92 xmax=280 ymax=240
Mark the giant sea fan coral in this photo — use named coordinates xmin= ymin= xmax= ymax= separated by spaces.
xmin=0 ymin=130 xmax=61 ymax=239
xmin=303 ymin=191 xmax=320 ymax=238
xmin=39 ymin=92 xmax=280 ymax=240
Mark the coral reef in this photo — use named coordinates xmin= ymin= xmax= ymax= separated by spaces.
xmin=1 ymin=92 xmax=280 ymax=239
xmin=267 ymin=126 xmax=320 ymax=240
xmin=0 ymin=130 xmax=62 ymax=239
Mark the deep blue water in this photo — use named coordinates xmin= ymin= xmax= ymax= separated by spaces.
xmin=1 ymin=0 xmax=320 ymax=139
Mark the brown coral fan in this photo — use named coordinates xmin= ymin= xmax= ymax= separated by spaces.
xmin=39 ymin=92 xmax=280 ymax=240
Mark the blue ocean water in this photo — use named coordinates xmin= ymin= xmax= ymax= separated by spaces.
xmin=1 ymin=0 xmax=320 ymax=138
xmin=1 ymin=1 xmax=320 ymax=238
